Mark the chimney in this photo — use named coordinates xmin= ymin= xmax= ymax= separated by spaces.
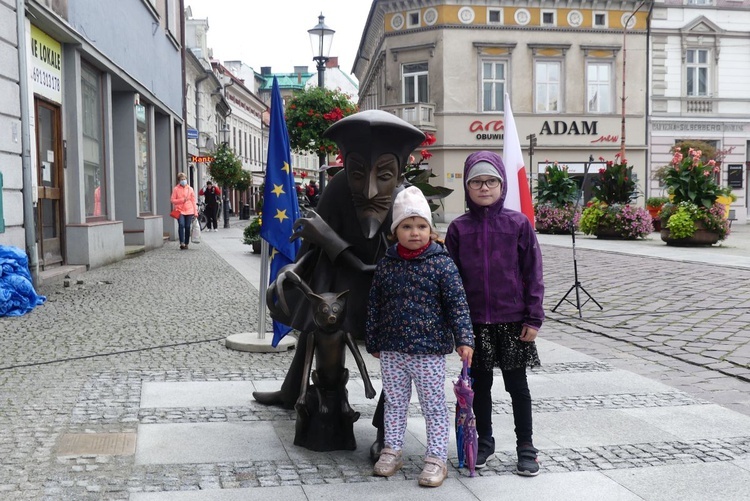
xmin=326 ymin=57 xmax=338 ymax=68
xmin=261 ymin=66 xmax=271 ymax=75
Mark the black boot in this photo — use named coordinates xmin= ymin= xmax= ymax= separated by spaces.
xmin=369 ymin=426 xmax=384 ymax=461
xmin=475 ymin=437 xmax=495 ymax=469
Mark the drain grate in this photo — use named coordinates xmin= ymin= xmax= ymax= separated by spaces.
xmin=57 ymin=432 xmax=136 ymax=456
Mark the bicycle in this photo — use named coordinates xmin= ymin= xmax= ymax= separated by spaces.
xmin=197 ymin=201 xmax=221 ymax=231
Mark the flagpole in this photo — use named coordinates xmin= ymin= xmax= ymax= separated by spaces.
xmin=225 ymin=76 xmax=298 ymax=354
xmin=257 ymin=239 xmax=270 ymax=339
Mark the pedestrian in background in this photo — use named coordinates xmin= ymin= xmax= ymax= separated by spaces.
xmin=170 ymin=172 xmax=198 ymax=250
xmin=445 ymin=151 xmax=545 ymax=476
xmin=199 ymin=181 xmax=221 ymax=232
xmin=366 ymin=186 xmax=474 ymax=487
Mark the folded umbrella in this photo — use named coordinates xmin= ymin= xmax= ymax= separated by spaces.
xmin=454 ymin=359 xmax=478 ymax=476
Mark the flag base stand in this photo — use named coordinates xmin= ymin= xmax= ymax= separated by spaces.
xmin=225 ymin=332 xmax=296 ymax=353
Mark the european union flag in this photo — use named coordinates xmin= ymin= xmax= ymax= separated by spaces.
xmin=261 ymin=77 xmax=301 ymax=346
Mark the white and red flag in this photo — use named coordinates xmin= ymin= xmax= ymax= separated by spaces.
xmin=502 ymin=93 xmax=535 ymax=228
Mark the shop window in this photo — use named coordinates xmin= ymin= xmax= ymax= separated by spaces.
xmin=535 ymin=61 xmax=561 ymax=113
xmin=82 ymin=63 xmax=106 ymax=219
xmin=481 ymin=60 xmax=506 ymax=112
xmin=586 ymin=61 xmax=613 ymax=113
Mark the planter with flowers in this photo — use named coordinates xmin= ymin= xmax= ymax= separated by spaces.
xmin=243 ymin=215 xmax=262 ymax=254
xmin=659 ymin=145 xmax=732 ymax=246
xmin=579 ymin=156 xmax=653 ymax=239
xmin=645 ymin=196 xmax=669 ymax=232
xmin=534 ymin=163 xmax=580 ymax=234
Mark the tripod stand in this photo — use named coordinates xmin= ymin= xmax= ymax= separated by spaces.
xmin=551 ymin=158 xmax=603 ymax=318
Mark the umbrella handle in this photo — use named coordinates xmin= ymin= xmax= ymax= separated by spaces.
xmin=462 ymin=358 xmax=470 ymax=379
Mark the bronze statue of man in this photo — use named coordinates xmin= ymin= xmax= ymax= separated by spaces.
xmin=254 ymin=110 xmax=425 ymax=455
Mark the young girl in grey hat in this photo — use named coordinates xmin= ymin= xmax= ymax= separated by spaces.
xmin=446 ymin=151 xmax=545 ymax=476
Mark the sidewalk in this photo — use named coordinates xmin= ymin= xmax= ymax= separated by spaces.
xmin=0 ymin=218 xmax=748 ymax=500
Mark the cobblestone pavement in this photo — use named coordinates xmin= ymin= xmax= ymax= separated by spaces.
xmin=0 ymin=232 xmax=749 ymax=499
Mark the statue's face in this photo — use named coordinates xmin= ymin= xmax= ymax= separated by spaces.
xmin=346 ymin=152 xmax=403 ymax=238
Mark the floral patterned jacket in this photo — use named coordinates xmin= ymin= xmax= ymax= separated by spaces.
xmin=365 ymin=241 xmax=474 ymax=356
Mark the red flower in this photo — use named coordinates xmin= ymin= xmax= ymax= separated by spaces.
xmin=420 ymin=149 xmax=433 ymax=160
xmin=297 ymin=122 xmax=304 ymax=127
xmin=421 ymin=133 xmax=437 ymax=146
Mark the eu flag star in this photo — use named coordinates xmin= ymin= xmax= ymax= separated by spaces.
xmin=274 ymin=208 xmax=288 ymax=223
xmin=281 ymin=161 xmax=290 ymax=173
xmin=271 ymin=184 xmax=285 ymax=197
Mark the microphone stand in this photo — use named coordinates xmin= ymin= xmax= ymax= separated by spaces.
xmin=551 ymin=157 xmax=603 ymax=318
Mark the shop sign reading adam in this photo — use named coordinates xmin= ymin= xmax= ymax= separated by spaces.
xmin=469 ymin=119 xmax=599 ymax=140
xmin=30 ymin=25 xmax=62 ymax=104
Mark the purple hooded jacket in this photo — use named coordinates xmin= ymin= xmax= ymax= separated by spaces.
xmin=445 ymin=151 xmax=544 ymax=329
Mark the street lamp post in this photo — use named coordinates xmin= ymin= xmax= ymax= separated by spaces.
xmin=220 ymin=124 xmax=231 ymax=228
xmin=308 ymin=13 xmax=335 ymax=191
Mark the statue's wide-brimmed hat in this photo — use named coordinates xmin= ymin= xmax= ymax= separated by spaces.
xmin=323 ymin=110 xmax=425 ymax=168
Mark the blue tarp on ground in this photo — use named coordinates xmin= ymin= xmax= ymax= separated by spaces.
xmin=0 ymin=245 xmax=46 ymax=317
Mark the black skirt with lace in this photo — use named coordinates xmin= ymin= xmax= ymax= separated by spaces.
xmin=471 ymin=322 xmax=541 ymax=372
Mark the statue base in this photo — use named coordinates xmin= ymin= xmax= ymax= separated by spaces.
xmin=294 ymin=385 xmax=359 ymax=451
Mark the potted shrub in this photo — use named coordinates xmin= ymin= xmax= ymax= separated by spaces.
xmin=534 ymin=163 xmax=580 ymax=234
xmin=645 ymin=196 xmax=669 ymax=231
xmin=243 ymin=215 xmax=262 ymax=254
xmin=659 ymin=145 xmax=732 ymax=245
xmin=579 ymin=155 xmax=653 ymax=239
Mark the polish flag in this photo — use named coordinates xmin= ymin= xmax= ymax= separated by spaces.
xmin=502 ymin=93 xmax=535 ymax=228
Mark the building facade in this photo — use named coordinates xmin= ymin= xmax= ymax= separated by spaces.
xmin=649 ymin=0 xmax=750 ymax=224
xmin=0 ymin=0 xmax=186 ymax=279
xmin=354 ymin=0 xmax=650 ymax=222
xmin=214 ymin=61 xmax=267 ymax=215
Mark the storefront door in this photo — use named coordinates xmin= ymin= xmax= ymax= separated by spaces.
xmin=35 ymin=98 xmax=64 ymax=268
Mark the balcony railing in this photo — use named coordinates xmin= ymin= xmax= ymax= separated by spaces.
xmin=380 ymin=102 xmax=436 ymax=131
xmin=685 ymin=98 xmax=714 ymax=114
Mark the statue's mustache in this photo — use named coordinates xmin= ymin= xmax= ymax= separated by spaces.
xmin=351 ymin=194 xmax=392 ymax=212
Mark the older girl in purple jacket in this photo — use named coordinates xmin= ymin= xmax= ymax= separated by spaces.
xmin=445 ymin=150 xmax=544 ymax=476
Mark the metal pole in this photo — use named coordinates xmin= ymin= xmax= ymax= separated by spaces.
xmin=257 ymin=238 xmax=270 ymax=339
xmin=316 ymin=59 xmax=327 ymax=191
xmin=620 ymin=1 xmax=647 ymax=160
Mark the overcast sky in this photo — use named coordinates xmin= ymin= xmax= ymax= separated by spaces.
xmin=185 ymin=1 xmax=373 ymax=77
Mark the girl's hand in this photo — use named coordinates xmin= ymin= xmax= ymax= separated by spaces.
xmin=520 ymin=326 xmax=538 ymax=342
xmin=371 ymin=352 xmax=380 ymax=359
xmin=457 ymin=346 xmax=473 ymax=367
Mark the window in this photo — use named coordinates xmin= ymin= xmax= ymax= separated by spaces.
xmin=82 ymin=63 xmax=106 ymax=219
xmin=687 ymin=0 xmax=713 ymax=4
xmin=535 ymin=61 xmax=561 ymax=112
xmin=594 ymin=12 xmax=607 ymax=27
xmin=481 ymin=60 xmax=506 ymax=112
xmin=586 ymin=62 xmax=613 ymax=113
xmin=402 ymin=62 xmax=428 ymax=103
xmin=136 ymin=104 xmax=152 ymax=214
xmin=686 ymin=49 xmax=709 ymax=96
xmin=541 ymin=11 xmax=556 ymax=26
xmin=407 ymin=10 xmax=420 ymax=28
xmin=488 ymin=9 xmax=502 ymax=24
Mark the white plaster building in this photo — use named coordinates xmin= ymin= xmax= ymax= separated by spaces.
xmin=354 ymin=0 xmax=650 ymax=222
xmin=649 ymin=0 xmax=750 ymax=224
